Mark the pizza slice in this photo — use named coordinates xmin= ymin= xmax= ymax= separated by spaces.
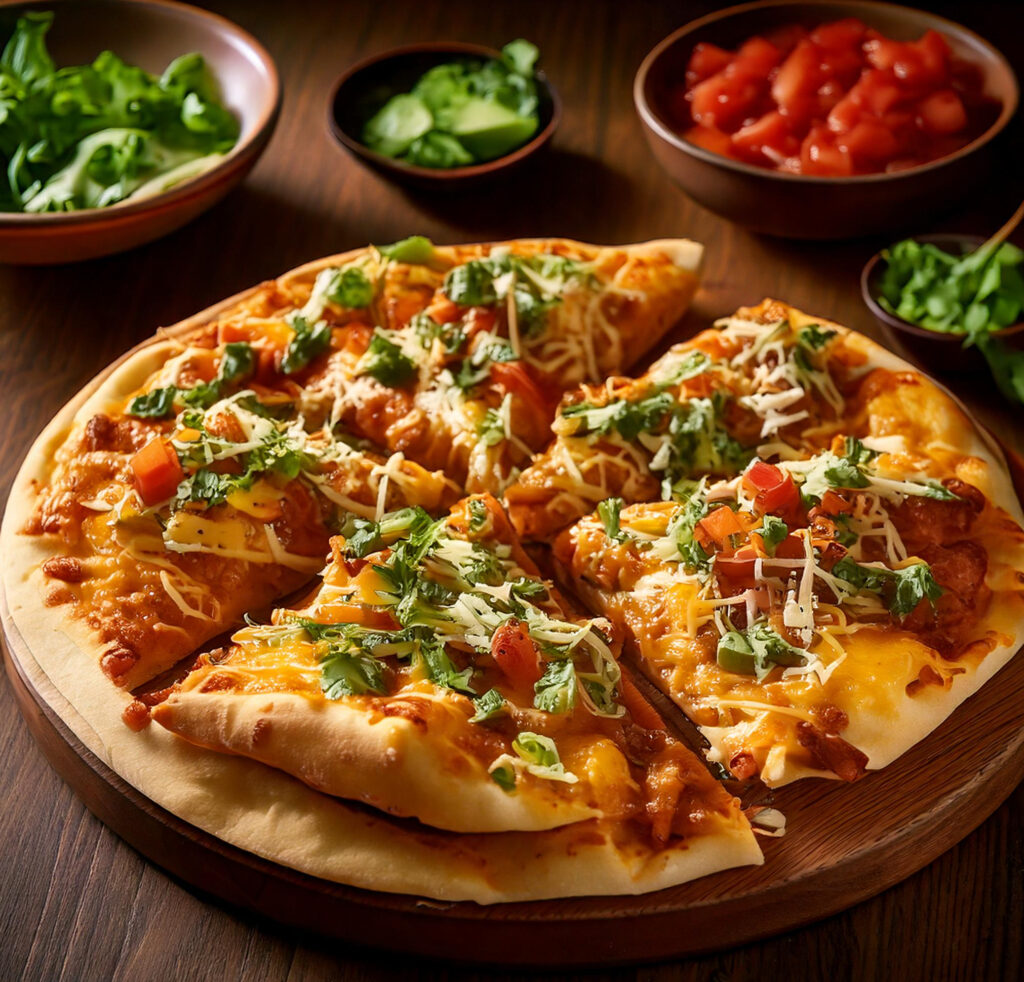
xmin=289 ymin=237 xmax=703 ymax=492
xmin=148 ymin=492 xmax=761 ymax=886
xmin=555 ymin=425 xmax=1024 ymax=787
xmin=24 ymin=333 xmax=457 ymax=691
xmin=505 ymin=299 xmax=876 ymax=540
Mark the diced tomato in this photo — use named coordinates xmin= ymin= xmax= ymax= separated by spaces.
xmin=810 ymin=17 xmax=866 ymax=52
xmin=130 ymin=439 xmax=184 ymax=506
xmin=851 ymin=69 xmax=904 ymax=116
xmin=818 ymin=490 xmax=853 ymax=516
xmin=675 ymin=17 xmax=982 ymax=176
xmin=463 ymin=305 xmax=497 ymax=337
xmin=696 ymin=505 xmax=747 ymax=552
xmin=686 ymin=42 xmax=733 ymax=86
xmin=743 ymin=461 xmax=801 ymax=520
xmin=426 ymin=296 xmax=460 ymax=325
xmin=800 ymin=125 xmax=854 ymax=176
xmin=690 ymin=72 xmax=761 ymax=131
xmin=838 ymin=120 xmax=902 ymax=164
xmin=343 ymin=322 xmax=374 ymax=357
xmin=917 ymin=89 xmax=967 ymax=135
xmin=618 ymin=669 xmax=666 ymax=731
xmin=771 ymin=39 xmax=822 ymax=122
xmin=715 ymin=544 xmax=759 ymax=588
xmin=732 ymin=37 xmax=783 ymax=79
xmin=731 ymin=110 xmax=798 ymax=163
xmin=490 ymin=619 xmax=543 ymax=687
xmin=774 ymin=534 xmax=807 ymax=560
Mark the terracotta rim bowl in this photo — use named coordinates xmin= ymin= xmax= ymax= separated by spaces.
xmin=861 ymin=232 xmax=1024 ymax=373
xmin=327 ymin=42 xmax=560 ymax=189
xmin=634 ymin=1 xmax=1019 ymax=240
xmin=0 ymin=0 xmax=281 ymax=264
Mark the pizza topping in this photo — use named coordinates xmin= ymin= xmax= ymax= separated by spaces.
xmin=376 ymin=235 xmax=437 ymax=265
xmin=281 ymin=314 xmax=332 ymax=375
xmin=716 ymin=621 xmax=809 ymax=679
xmin=488 ymin=732 xmax=578 ymax=790
xmin=443 ymin=252 xmax=593 ymax=338
xmin=355 ymin=330 xmax=418 ymax=388
xmin=130 ymin=438 xmax=184 ymax=506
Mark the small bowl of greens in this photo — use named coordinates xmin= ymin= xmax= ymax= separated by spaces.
xmin=328 ymin=40 xmax=559 ymax=187
xmin=0 ymin=1 xmax=280 ymax=264
xmin=862 ymin=232 xmax=1024 ymax=394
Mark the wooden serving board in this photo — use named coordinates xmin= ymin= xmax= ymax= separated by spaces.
xmin=5 ymin=447 xmax=1024 ymax=967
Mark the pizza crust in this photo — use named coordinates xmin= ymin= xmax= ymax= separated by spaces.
xmin=152 ymin=688 xmax=602 ymax=834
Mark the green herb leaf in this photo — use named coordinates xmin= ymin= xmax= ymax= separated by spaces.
xmin=377 ymin=235 xmax=435 ymax=264
xmin=597 ymin=497 xmax=626 ymax=542
xmin=128 ymin=386 xmax=177 ymax=419
xmin=326 ymin=267 xmax=374 ymax=308
xmin=533 ymin=658 xmax=577 ymax=714
xmin=282 ymin=315 xmax=332 ymax=374
xmin=357 ymin=331 xmax=417 ymax=388
xmin=219 ymin=342 xmax=255 ymax=383
xmin=760 ymin=514 xmax=788 ymax=555
xmin=470 ymin=687 xmax=507 ymax=723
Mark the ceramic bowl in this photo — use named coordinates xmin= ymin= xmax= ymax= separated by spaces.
xmin=634 ymin=1 xmax=1019 ymax=240
xmin=328 ymin=42 xmax=560 ymax=190
xmin=861 ymin=232 xmax=1024 ymax=373
xmin=0 ymin=0 xmax=281 ymax=264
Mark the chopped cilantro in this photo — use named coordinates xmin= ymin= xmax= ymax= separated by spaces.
xmin=597 ymin=497 xmax=626 ymax=543
xmin=357 ymin=331 xmax=417 ymax=387
xmin=128 ymin=386 xmax=177 ymax=419
xmin=470 ymin=687 xmax=506 ymax=723
xmin=832 ymin=557 xmax=943 ymax=620
xmin=760 ymin=514 xmax=788 ymax=555
xmin=533 ymin=658 xmax=577 ymax=714
xmin=282 ymin=314 xmax=332 ymax=375
xmin=467 ymin=497 xmax=489 ymax=533
xmin=326 ymin=266 xmax=374 ymax=308
xmin=377 ymin=235 xmax=435 ymax=264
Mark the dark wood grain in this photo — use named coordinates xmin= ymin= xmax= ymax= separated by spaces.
xmin=2 ymin=0 xmax=1023 ymax=979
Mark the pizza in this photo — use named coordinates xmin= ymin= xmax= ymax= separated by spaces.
xmin=19 ymin=236 xmax=702 ymax=691
xmin=5 ymin=259 xmax=1023 ymax=906
xmin=547 ymin=301 xmax=1024 ymax=786
xmin=149 ymin=494 xmax=758 ymax=860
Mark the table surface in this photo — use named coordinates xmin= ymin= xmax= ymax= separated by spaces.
xmin=2 ymin=1 xmax=1023 ymax=979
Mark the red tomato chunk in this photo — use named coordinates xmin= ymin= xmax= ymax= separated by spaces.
xmin=672 ymin=19 xmax=999 ymax=176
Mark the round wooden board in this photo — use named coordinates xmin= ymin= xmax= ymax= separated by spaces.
xmin=4 ymin=447 xmax=1024 ymax=967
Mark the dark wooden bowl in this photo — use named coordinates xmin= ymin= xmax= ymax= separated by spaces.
xmin=0 ymin=0 xmax=281 ymax=265
xmin=634 ymin=1 xmax=1019 ymax=240
xmin=861 ymin=232 xmax=1024 ymax=374
xmin=328 ymin=42 xmax=560 ymax=190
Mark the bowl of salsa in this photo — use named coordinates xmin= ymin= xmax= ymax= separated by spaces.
xmin=634 ymin=1 xmax=1017 ymax=239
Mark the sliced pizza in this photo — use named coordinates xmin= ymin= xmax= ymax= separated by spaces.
xmin=555 ymin=398 xmax=1024 ymax=788
xmin=290 ymin=237 xmax=703 ymax=492
xmin=506 ymin=299 xmax=874 ymax=540
xmin=24 ymin=335 xmax=457 ymax=691
xmin=149 ymin=492 xmax=759 ymax=879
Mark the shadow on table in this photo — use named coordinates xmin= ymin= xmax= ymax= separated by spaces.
xmin=396 ymin=148 xmax=641 ymax=243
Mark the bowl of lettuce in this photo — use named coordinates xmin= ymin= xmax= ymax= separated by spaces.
xmin=0 ymin=1 xmax=280 ymax=264
xmin=328 ymin=40 xmax=559 ymax=188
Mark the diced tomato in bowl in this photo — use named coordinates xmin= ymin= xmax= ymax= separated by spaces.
xmin=668 ymin=15 xmax=1002 ymax=177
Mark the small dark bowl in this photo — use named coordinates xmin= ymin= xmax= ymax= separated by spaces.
xmin=861 ymin=233 xmax=1024 ymax=373
xmin=0 ymin=0 xmax=281 ymax=265
xmin=328 ymin=42 xmax=560 ymax=189
xmin=634 ymin=1 xmax=1019 ymax=240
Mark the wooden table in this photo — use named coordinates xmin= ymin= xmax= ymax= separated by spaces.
xmin=2 ymin=1 xmax=1022 ymax=978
